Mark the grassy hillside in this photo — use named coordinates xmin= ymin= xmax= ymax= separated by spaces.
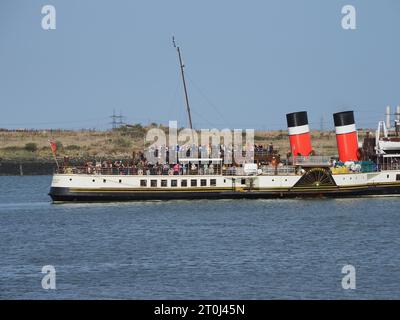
xmin=0 ymin=125 xmax=370 ymax=161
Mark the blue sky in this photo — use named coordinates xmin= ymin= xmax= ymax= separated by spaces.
xmin=0 ymin=0 xmax=399 ymax=130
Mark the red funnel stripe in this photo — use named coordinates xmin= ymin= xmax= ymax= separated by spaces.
xmin=286 ymin=111 xmax=312 ymax=156
xmin=333 ymin=111 xmax=359 ymax=162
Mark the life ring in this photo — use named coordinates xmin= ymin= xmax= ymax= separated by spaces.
xmin=138 ymin=169 xmax=143 ymax=175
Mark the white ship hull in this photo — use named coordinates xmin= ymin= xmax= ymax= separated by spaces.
xmin=49 ymin=169 xmax=400 ymax=201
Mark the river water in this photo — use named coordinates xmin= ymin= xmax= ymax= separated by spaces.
xmin=0 ymin=175 xmax=399 ymax=299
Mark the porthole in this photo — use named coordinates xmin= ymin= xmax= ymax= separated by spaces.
xmin=103 ymin=179 xmax=106 ymax=183
xmin=92 ymin=179 xmax=95 ymax=182
xmin=119 ymin=179 xmax=122 ymax=183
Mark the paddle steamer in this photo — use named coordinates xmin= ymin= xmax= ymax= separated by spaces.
xmin=48 ymin=40 xmax=400 ymax=201
xmin=49 ymin=110 xmax=400 ymax=202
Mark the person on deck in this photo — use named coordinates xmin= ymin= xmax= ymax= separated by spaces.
xmin=173 ymin=163 xmax=180 ymax=175
xmin=268 ymin=143 xmax=274 ymax=155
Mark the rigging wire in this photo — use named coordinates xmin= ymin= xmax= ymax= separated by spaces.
xmin=185 ymin=74 xmax=233 ymax=128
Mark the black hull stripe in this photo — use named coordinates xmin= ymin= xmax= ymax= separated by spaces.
xmin=49 ymin=185 xmax=400 ymax=202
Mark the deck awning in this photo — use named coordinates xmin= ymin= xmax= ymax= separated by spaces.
xmin=179 ymin=158 xmax=222 ymax=162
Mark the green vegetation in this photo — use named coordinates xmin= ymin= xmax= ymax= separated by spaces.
xmin=65 ymin=144 xmax=80 ymax=150
xmin=113 ymin=137 xmax=132 ymax=148
xmin=24 ymin=143 xmax=38 ymax=152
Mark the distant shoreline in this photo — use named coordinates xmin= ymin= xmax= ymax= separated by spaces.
xmin=0 ymin=160 xmax=57 ymax=175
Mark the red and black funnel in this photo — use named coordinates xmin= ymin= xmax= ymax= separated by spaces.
xmin=333 ymin=111 xmax=359 ymax=162
xmin=286 ymin=111 xmax=312 ymax=156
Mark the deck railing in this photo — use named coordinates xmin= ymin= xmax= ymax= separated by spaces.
xmin=379 ymin=163 xmax=400 ymax=171
xmin=57 ymin=165 xmax=302 ymax=177
xmin=260 ymin=166 xmax=297 ymax=175
xmin=57 ymin=166 xmax=224 ymax=176
xmin=58 ymin=166 xmax=257 ymax=176
xmin=290 ymin=156 xmax=332 ymax=166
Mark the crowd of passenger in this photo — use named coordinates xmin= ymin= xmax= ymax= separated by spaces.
xmin=144 ymin=143 xmax=275 ymax=159
xmin=254 ymin=143 xmax=274 ymax=154
xmin=59 ymin=143 xmax=280 ymax=176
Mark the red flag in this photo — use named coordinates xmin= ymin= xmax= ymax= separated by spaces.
xmin=48 ymin=140 xmax=57 ymax=154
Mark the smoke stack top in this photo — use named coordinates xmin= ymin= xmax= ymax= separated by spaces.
xmin=333 ymin=111 xmax=355 ymax=127
xmin=286 ymin=111 xmax=309 ymax=129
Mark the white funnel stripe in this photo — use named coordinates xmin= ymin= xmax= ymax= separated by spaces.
xmin=335 ymin=124 xmax=356 ymax=135
xmin=288 ymin=124 xmax=310 ymax=135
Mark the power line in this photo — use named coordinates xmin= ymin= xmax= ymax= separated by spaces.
xmin=110 ymin=109 xmax=125 ymax=129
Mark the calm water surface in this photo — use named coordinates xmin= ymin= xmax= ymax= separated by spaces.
xmin=0 ymin=175 xmax=400 ymax=299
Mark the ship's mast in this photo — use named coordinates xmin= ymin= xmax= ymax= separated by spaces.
xmin=173 ymin=37 xmax=193 ymax=130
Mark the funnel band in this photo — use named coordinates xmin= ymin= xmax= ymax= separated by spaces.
xmin=288 ymin=124 xmax=310 ymax=135
xmin=335 ymin=124 xmax=356 ymax=135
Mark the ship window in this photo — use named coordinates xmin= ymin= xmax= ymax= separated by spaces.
xmin=171 ymin=180 xmax=178 ymax=187
xmin=191 ymin=179 xmax=197 ymax=187
xmin=92 ymin=179 xmax=95 ymax=182
xmin=210 ymin=179 xmax=216 ymax=186
xmin=201 ymin=179 xmax=207 ymax=187
xmin=241 ymin=179 xmax=246 ymax=185
xmin=161 ymin=180 xmax=168 ymax=187
xmin=69 ymin=178 xmax=72 ymax=181
xmin=387 ymin=174 xmax=390 ymax=179
xmin=103 ymin=179 xmax=106 ymax=183
xmin=396 ymin=174 xmax=400 ymax=181
xmin=140 ymin=180 xmax=147 ymax=187
xmin=119 ymin=179 xmax=122 ymax=183
xmin=181 ymin=180 xmax=188 ymax=187
xmin=151 ymin=180 xmax=157 ymax=187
